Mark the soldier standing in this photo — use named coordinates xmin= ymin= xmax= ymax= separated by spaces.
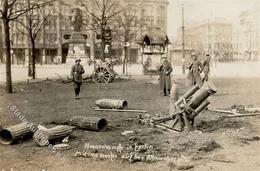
xmin=71 ymin=58 xmax=85 ymax=99
xmin=187 ymin=53 xmax=203 ymax=87
xmin=202 ymin=54 xmax=211 ymax=83
xmin=158 ymin=56 xmax=173 ymax=96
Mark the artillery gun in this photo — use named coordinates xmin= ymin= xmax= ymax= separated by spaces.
xmin=92 ymin=58 xmax=118 ymax=83
xmin=152 ymin=82 xmax=217 ymax=132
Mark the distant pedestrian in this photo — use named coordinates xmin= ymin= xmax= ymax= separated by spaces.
xmin=202 ymin=54 xmax=211 ymax=83
xmin=71 ymin=57 xmax=85 ymax=99
xmin=158 ymin=55 xmax=173 ymax=96
xmin=187 ymin=53 xmax=203 ymax=87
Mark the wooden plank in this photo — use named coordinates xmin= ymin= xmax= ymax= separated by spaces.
xmin=155 ymin=123 xmax=182 ymax=132
xmin=224 ymin=113 xmax=260 ymax=118
xmin=93 ymin=107 xmax=147 ymax=113
xmin=208 ymin=109 xmax=239 ymax=115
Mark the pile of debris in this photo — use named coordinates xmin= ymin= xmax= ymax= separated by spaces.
xmin=230 ymin=104 xmax=260 ymax=113
xmin=0 ymin=98 xmax=147 ymax=150
xmin=0 ymin=116 xmax=108 ymax=149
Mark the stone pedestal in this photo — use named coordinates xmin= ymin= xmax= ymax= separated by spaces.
xmin=65 ymin=32 xmax=90 ymax=65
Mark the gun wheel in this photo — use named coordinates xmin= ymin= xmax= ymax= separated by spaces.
xmin=92 ymin=67 xmax=112 ymax=83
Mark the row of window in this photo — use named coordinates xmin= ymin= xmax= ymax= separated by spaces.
xmin=11 ymin=33 xmax=58 ymax=45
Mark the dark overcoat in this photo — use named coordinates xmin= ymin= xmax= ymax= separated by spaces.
xmin=159 ymin=60 xmax=173 ymax=91
xmin=187 ymin=60 xmax=203 ymax=87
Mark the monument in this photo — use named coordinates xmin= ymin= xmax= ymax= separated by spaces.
xmin=65 ymin=8 xmax=91 ymax=64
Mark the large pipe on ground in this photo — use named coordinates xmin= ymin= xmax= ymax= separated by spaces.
xmin=33 ymin=125 xmax=74 ymax=147
xmin=0 ymin=123 xmax=36 ymax=145
xmin=95 ymin=99 xmax=128 ymax=109
xmin=70 ymin=116 xmax=108 ymax=131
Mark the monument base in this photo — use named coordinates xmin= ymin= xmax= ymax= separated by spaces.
xmin=66 ymin=57 xmax=91 ymax=65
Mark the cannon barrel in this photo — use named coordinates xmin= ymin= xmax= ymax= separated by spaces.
xmin=189 ymin=100 xmax=210 ymax=120
xmin=187 ymin=82 xmax=216 ymax=110
xmin=174 ymin=84 xmax=200 ymax=106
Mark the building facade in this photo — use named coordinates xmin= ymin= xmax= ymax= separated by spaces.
xmin=2 ymin=0 xmax=169 ymax=65
xmin=175 ymin=19 xmax=233 ymax=62
xmin=233 ymin=8 xmax=259 ymax=61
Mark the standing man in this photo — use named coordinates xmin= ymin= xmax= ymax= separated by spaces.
xmin=202 ymin=54 xmax=211 ymax=83
xmin=158 ymin=55 xmax=173 ymax=96
xmin=71 ymin=57 xmax=85 ymax=99
xmin=187 ymin=53 xmax=203 ymax=87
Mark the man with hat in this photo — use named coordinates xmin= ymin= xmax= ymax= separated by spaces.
xmin=158 ymin=55 xmax=173 ymax=96
xmin=187 ymin=53 xmax=203 ymax=87
xmin=202 ymin=54 xmax=211 ymax=83
xmin=71 ymin=57 xmax=85 ymax=99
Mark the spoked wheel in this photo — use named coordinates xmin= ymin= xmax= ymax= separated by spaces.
xmin=92 ymin=67 xmax=112 ymax=83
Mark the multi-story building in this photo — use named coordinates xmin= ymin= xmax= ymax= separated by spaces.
xmin=3 ymin=0 xmax=70 ymax=65
xmin=115 ymin=0 xmax=169 ymax=64
xmin=2 ymin=0 xmax=169 ymax=64
xmin=175 ymin=19 xmax=233 ymax=61
xmin=233 ymin=8 xmax=259 ymax=61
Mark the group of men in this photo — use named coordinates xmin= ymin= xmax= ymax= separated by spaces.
xmin=159 ymin=53 xmax=211 ymax=96
xmin=70 ymin=53 xmax=211 ymax=99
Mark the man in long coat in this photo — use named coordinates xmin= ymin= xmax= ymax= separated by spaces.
xmin=187 ymin=54 xmax=204 ymax=87
xmin=158 ymin=56 xmax=173 ymax=96
xmin=202 ymin=54 xmax=211 ymax=83
xmin=71 ymin=57 xmax=85 ymax=99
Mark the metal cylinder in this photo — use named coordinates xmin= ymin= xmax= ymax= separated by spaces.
xmin=175 ymin=84 xmax=200 ymax=106
xmin=70 ymin=116 xmax=108 ymax=131
xmin=33 ymin=125 xmax=74 ymax=147
xmin=188 ymin=82 xmax=216 ymax=109
xmin=95 ymin=99 xmax=128 ymax=109
xmin=189 ymin=100 xmax=210 ymax=119
xmin=0 ymin=123 xmax=35 ymax=145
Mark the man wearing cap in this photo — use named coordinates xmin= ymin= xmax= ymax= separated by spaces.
xmin=187 ymin=53 xmax=203 ymax=87
xmin=202 ymin=54 xmax=211 ymax=83
xmin=71 ymin=58 xmax=85 ymax=99
xmin=158 ymin=55 xmax=173 ymax=96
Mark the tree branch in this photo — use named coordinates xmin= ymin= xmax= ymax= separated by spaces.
xmin=8 ymin=0 xmax=55 ymax=21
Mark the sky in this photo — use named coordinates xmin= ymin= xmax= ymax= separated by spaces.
xmin=167 ymin=0 xmax=258 ymax=39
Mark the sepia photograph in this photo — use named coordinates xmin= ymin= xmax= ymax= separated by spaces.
xmin=0 ymin=0 xmax=260 ymax=170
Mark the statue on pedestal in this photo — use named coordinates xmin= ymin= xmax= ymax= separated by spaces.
xmin=71 ymin=8 xmax=83 ymax=32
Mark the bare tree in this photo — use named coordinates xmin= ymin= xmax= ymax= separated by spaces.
xmin=115 ymin=5 xmax=146 ymax=74
xmin=82 ymin=0 xmax=122 ymax=61
xmin=16 ymin=0 xmax=56 ymax=79
xmin=0 ymin=0 xmax=53 ymax=93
